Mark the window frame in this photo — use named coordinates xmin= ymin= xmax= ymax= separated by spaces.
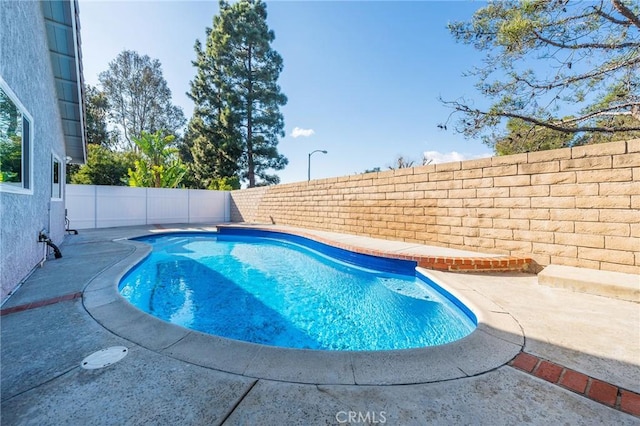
xmin=51 ymin=153 xmax=62 ymax=201
xmin=0 ymin=77 xmax=34 ymax=195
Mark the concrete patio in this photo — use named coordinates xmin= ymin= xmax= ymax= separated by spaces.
xmin=1 ymin=224 xmax=638 ymax=425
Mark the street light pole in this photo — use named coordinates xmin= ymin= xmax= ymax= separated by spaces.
xmin=308 ymin=149 xmax=328 ymax=181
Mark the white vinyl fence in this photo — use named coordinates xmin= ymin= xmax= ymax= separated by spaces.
xmin=66 ymin=184 xmax=230 ymax=229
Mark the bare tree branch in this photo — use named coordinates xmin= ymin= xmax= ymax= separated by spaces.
xmin=444 ymin=100 xmax=640 ymax=134
xmin=559 ymin=102 xmax=640 ymax=124
xmin=593 ymin=4 xmax=633 ymax=26
xmin=612 ymin=0 xmax=640 ymax=29
xmin=512 ymin=55 xmax=640 ymax=91
xmin=532 ymin=30 xmax=639 ymax=50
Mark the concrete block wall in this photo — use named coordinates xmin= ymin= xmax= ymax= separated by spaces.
xmin=230 ymin=140 xmax=640 ymax=274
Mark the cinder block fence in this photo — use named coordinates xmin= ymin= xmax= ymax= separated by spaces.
xmin=230 ymin=139 xmax=640 ymax=274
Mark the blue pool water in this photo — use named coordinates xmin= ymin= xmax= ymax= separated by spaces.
xmin=119 ymin=232 xmax=476 ymax=351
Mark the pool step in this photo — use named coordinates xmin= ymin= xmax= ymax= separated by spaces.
xmin=538 ymin=265 xmax=639 ymax=302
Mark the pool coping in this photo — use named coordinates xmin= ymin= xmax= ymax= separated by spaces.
xmin=83 ymin=226 xmax=525 ymax=385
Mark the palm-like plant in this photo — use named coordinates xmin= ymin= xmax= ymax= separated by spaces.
xmin=128 ymin=131 xmax=186 ymax=188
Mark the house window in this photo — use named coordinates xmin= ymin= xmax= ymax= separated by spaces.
xmin=0 ymin=79 xmax=32 ymax=194
xmin=52 ymin=155 xmax=61 ymax=199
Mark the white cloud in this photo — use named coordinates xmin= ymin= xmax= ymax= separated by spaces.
xmin=291 ymin=127 xmax=315 ymax=138
xmin=423 ymin=150 xmax=492 ymax=165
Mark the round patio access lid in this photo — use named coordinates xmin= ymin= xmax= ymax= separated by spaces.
xmin=81 ymin=346 xmax=128 ymax=369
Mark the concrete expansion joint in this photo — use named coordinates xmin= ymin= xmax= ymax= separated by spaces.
xmin=510 ymin=315 xmax=527 ymax=346
xmin=160 ymin=331 xmax=191 ymax=352
xmin=1 ymin=364 xmax=79 ymax=404
xmin=510 ymin=352 xmax=640 ymax=417
xmin=457 ymin=366 xmax=470 ymax=377
xmin=242 ymin=345 xmax=267 ymax=378
xmin=480 ymin=328 xmax=522 ymax=348
xmin=315 ymin=384 xmax=350 ymax=405
xmin=219 ymin=379 xmax=259 ymax=425
xmin=350 ymin=357 xmax=357 ymax=385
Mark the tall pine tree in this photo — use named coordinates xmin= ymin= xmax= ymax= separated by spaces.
xmin=188 ymin=0 xmax=287 ymax=188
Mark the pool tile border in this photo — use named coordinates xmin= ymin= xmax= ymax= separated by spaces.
xmin=510 ymin=352 xmax=640 ymax=417
xmin=217 ymin=225 xmax=534 ymax=273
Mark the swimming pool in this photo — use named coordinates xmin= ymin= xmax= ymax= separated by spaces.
xmin=119 ymin=230 xmax=476 ymax=351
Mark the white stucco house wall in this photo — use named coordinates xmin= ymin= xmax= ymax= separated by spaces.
xmin=0 ymin=0 xmax=86 ymax=301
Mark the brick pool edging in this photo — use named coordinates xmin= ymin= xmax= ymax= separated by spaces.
xmin=217 ymin=225 xmax=534 ymax=273
xmin=510 ymin=352 xmax=640 ymax=417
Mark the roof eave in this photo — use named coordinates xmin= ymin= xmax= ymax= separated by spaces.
xmin=42 ymin=0 xmax=87 ymax=165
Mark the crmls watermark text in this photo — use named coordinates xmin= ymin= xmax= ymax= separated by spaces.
xmin=335 ymin=411 xmax=387 ymax=424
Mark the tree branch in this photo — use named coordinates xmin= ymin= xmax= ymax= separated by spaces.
xmin=612 ymin=0 xmax=640 ymax=29
xmin=445 ymin=101 xmax=640 ymax=134
xmin=512 ymin=55 xmax=640 ymax=91
xmin=532 ymin=30 xmax=640 ymax=50
xmin=491 ymin=110 xmax=640 ymax=133
xmin=559 ymin=102 xmax=640 ymax=124
xmin=593 ymin=4 xmax=632 ymax=26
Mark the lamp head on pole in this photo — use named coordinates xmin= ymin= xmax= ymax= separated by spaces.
xmin=307 ymin=149 xmax=328 ymax=181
